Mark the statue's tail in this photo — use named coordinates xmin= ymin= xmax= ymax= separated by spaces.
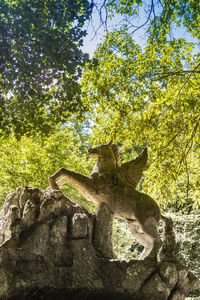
xmin=160 ymin=214 xmax=173 ymax=226
xmin=160 ymin=214 xmax=179 ymax=262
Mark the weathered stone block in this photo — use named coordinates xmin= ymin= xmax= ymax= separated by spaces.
xmin=29 ymin=223 xmax=50 ymax=256
xmin=122 ymin=261 xmax=155 ymax=291
xmin=0 ymin=187 xmax=198 ymax=300
xmin=49 ymin=216 xmax=68 ymax=244
xmin=0 ymin=187 xmax=23 ymax=217
xmin=141 ymin=273 xmax=171 ymax=299
xmin=71 ymin=213 xmax=88 ymax=239
xmin=177 ymin=275 xmax=193 ymax=295
xmin=22 ymin=200 xmax=38 ymax=227
xmin=158 ymin=262 xmax=178 ymax=288
xmin=170 ymin=290 xmax=185 ymax=300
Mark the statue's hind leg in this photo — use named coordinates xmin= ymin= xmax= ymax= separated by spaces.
xmin=127 ymin=220 xmax=151 ymax=260
xmin=127 ymin=219 xmax=162 ymax=261
xmin=142 ymin=219 xmax=162 ymax=261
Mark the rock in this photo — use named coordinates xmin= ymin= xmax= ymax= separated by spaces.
xmin=141 ymin=273 xmax=171 ymax=299
xmin=188 ymin=271 xmax=200 ymax=291
xmin=71 ymin=213 xmax=88 ymax=239
xmin=121 ymin=260 xmax=155 ymax=291
xmin=158 ymin=262 xmax=178 ymax=288
xmin=22 ymin=200 xmax=38 ymax=227
xmin=49 ymin=215 xmax=68 ymax=244
xmin=0 ymin=187 xmax=198 ymax=300
xmin=170 ymin=290 xmax=185 ymax=300
xmin=0 ymin=187 xmax=23 ymax=217
xmin=0 ymin=204 xmax=20 ymax=244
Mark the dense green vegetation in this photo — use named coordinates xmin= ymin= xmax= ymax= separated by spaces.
xmin=82 ymin=29 xmax=200 ymax=210
xmin=0 ymin=0 xmax=91 ymax=136
xmin=1 ymin=0 xmax=199 ymax=210
xmin=0 ymin=123 xmax=97 ymax=211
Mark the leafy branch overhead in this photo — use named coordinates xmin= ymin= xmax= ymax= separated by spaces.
xmin=91 ymin=0 xmax=200 ymax=41
xmin=0 ymin=0 xmax=200 ymax=210
xmin=81 ymin=27 xmax=200 ymax=208
xmin=0 ymin=0 xmax=199 ymax=136
xmin=0 ymin=0 xmax=91 ymax=136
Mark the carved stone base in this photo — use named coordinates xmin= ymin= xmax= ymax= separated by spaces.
xmin=0 ymin=188 xmax=198 ymax=300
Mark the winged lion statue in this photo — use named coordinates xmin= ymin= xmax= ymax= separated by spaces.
xmin=48 ymin=140 xmax=170 ymax=261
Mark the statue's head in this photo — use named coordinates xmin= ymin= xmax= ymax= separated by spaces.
xmin=87 ymin=140 xmax=121 ymax=167
xmin=87 ymin=140 xmax=113 ymax=158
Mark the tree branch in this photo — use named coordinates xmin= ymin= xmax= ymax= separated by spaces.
xmin=178 ymin=62 xmax=200 ymax=96
xmin=153 ymin=69 xmax=200 ymax=81
xmin=129 ymin=1 xmax=154 ymax=35
xmin=176 ymin=121 xmax=199 ymax=175
xmin=150 ymin=128 xmax=184 ymax=164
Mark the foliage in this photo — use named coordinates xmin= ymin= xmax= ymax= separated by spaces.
xmin=94 ymin=0 xmax=200 ymax=42
xmin=0 ymin=0 xmax=199 ymax=137
xmin=171 ymin=212 xmax=200 ymax=297
xmin=82 ymin=29 xmax=200 ymax=209
xmin=0 ymin=0 xmax=91 ymax=136
xmin=0 ymin=123 xmax=97 ymax=212
xmin=113 ymin=218 xmax=142 ymax=260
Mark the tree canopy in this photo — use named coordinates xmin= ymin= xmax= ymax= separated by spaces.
xmin=0 ymin=0 xmax=199 ymax=136
xmin=0 ymin=0 xmax=200 ymax=211
xmin=92 ymin=0 xmax=200 ymax=42
xmin=0 ymin=0 xmax=90 ymax=136
xmin=81 ymin=28 xmax=200 ymax=209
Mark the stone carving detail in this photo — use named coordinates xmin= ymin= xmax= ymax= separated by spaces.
xmin=0 ymin=187 xmax=198 ymax=299
xmin=49 ymin=140 xmax=175 ymax=261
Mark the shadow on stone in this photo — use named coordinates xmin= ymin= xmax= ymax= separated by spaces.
xmin=0 ymin=187 xmax=198 ymax=300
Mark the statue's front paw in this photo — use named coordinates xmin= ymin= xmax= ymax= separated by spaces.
xmin=48 ymin=177 xmax=59 ymax=190
xmin=49 ymin=183 xmax=59 ymax=190
xmin=143 ymin=255 xmax=157 ymax=263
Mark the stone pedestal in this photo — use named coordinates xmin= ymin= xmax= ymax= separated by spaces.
xmin=0 ymin=187 xmax=198 ymax=299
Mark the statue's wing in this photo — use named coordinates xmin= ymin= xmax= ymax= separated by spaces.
xmin=118 ymin=147 xmax=148 ymax=189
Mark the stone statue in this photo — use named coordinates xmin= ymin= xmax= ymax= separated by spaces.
xmin=48 ymin=140 xmax=171 ymax=261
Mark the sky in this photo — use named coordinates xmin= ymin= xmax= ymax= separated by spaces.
xmin=81 ymin=9 xmax=200 ymax=57
xmin=82 ymin=13 xmax=148 ymax=56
